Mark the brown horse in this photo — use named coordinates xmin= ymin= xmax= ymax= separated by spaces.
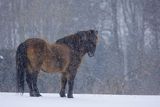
xmin=16 ymin=30 xmax=98 ymax=98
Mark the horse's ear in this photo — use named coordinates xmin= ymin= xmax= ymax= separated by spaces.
xmin=95 ymin=30 xmax=98 ymax=35
xmin=88 ymin=30 xmax=92 ymax=35
xmin=91 ymin=30 xmax=98 ymax=35
xmin=88 ymin=30 xmax=98 ymax=36
xmin=77 ymin=31 xmax=87 ymax=41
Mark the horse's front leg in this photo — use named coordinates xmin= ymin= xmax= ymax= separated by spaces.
xmin=67 ymin=71 xmax=77 ymax=98
xmin=60 ymin=73 xmax=67 ymax=97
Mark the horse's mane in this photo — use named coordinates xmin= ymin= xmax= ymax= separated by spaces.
xmin=56 ymin=31 xmax=86 ymax=51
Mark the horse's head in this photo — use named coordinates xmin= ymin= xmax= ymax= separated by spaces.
xmin=56 ymin=30 xmax=98 ymax=57
xmin=77 ymin=30 xmax=98 ymax=57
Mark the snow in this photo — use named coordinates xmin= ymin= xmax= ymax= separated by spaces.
xmin=0 ymin=93 xmax=160 ymax=107
xmin=0 ymin=55 xmax=3 ymax=59
xmin=99 ymin=0 xmax=107 ymax=10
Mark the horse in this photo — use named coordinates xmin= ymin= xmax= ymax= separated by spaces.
xmin=16 ymin=30 xmax=98 ymax=98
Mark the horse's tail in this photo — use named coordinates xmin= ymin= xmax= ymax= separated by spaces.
xmin=16 ymin=42 xmax=28 ymax=94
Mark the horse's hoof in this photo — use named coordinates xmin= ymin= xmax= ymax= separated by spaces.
xmin=60 ymin=91 xmax=66 ymax=97
xmin=30 ymin=95 xmax=42 ymax=97
xmin=30 ymin=92 xmax=34 ymax=97
xmin=35 ymin=93 xmax=42 ymax=97
xmin=67 ymin=94 xmax=74 ymax=98
xmin=60 ymin=94 xmax=66 ymax=97
xmin=30 ymin=93 xmax=42 ymax=97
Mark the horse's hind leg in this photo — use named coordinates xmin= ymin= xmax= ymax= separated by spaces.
xmin=60 ymin=73 xmax=67 ymax=97
xmin=32 ymin=71 xmax=41 ymax=97
xmin=26 ymin=71 xmax=41 ymax=97
xmin=26 ymin=72 xmax=34 ymax=96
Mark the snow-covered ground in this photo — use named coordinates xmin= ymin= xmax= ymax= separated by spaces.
xmin=0 ymin=92 xmax=160 ymax=107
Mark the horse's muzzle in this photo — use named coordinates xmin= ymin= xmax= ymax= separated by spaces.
xmin=88 ymin=52 xmax=94 ymax=57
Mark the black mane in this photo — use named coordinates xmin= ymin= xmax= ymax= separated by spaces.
xmin=56 ymin=30 xmax=98 ymax=56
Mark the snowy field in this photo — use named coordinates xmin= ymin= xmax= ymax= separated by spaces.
xmin=0 ymin=93 xmax=160 ymax=107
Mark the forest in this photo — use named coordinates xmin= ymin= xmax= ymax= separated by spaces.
xmin=0 ymin=0 xmax=160 ymax=95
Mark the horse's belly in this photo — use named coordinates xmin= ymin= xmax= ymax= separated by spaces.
xmin=41 ymin=44 xmax=71 ymax=73
xmin=41 ymin=60 xmax=67 ymax=73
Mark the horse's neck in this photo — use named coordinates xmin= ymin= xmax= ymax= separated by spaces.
xmin=71 ymin=47 xmax=86 ymax=58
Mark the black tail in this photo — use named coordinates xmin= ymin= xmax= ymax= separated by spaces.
xmin=16 ymin=42 xmax=28 ymax=94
